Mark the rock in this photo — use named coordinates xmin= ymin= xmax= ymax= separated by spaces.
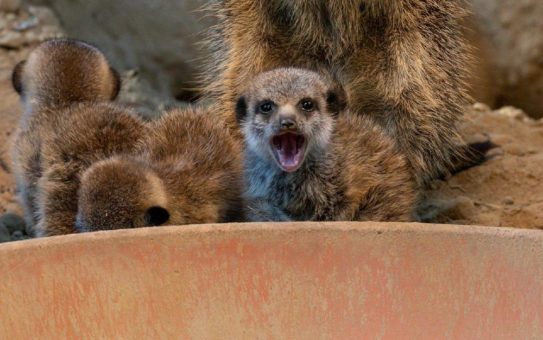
xmin=495 ymin=106 xmax=529 ymax=121
xmin=13 ymin=15 xmax=39 ymax=32
xmin=0 ymin=0 xmax=21 ymax=12
xmin=486 ymin=147 xmax=504 ymax=159
xmin=0 ymin=30 xmax=25 ymax=48
xmin=473 ymin=102 xmax=491 ymax=112
xmin=503 ymin=197 xmax=515 ymax=205
xmin=0 ymin=16 xmax=6 ymax=30
xmin=469 ymin=0 xmax=543 ymax=118
xmin=0 ymin=212 xmax=26 ymax=233
xmin=28 ymin=6 xmax=59 ymax=27
xmin=447 ymin=196 xmax=478 ymax=221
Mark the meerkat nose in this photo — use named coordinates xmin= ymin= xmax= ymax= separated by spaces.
xmin=280 ymin=117 xmax=297 ymax=130
xmin=144 ymin=206 xmax=170 ymax=226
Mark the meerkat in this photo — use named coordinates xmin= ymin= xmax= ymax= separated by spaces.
xmin=237 ymin=68 xmax=416 ymax=222
xmin=75 ymin=107 xmax=244 ymax=232
xmin=11 ymin=39 xmax=146 ymax=236
xmin=203 ymin=0 xmax=490 ymax=187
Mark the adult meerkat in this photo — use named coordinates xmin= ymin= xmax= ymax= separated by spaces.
xmin=76 ymin=107 xmax=244 ymax=231
xmin=204 ymin=0 xmax=486 ymax=186
xmin=237 ymin=68 xmax=416 ymax=222
xmin=11 ymin=39 xmax=146 ymax=236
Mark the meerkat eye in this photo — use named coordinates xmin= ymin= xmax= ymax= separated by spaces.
xmin=300 ymin=99 xmax=315 ymax=112
xmin=259 ymin=101 xmax=274 ymax=114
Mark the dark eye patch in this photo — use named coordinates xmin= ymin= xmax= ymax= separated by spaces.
xmin=236 ymin=96 xmax=248 ymax=123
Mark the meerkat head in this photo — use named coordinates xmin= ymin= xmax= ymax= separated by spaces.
xmin=12 ymin=38 xmax=120 ymax=110
xmin=76 ymin=157 xmax=170 ymax=232
xmin=236 ymin=68 xmax=346 ymax=172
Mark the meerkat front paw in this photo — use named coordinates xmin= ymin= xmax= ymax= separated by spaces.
xmin=449 ymin=137 xmax=500 ymax=177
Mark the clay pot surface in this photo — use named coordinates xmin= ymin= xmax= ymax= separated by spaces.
xmin=1 ymin=222 xmax=542 ymax=339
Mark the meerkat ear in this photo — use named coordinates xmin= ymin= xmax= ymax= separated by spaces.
xmin=326 ymin=88 xmax=347 ymax=116
xmin=12 ymin=61 xmax=26 ymax=95
xmin=109 ymin=66 xmax=122 ymax=100
xmin=235 ymin=96 xmax=248 ymax=123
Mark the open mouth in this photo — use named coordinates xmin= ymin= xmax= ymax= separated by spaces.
xmin=271 ymin=132 xmax=307 ymax=172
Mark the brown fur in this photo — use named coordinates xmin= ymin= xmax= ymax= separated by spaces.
xmin=203 ymin=0 xmax=472 ymax=186
xmin=76 ymin=107 xmax=245 ymax=231
xmin=238 ymin=68 xmax=416 ymax=222
xmin=11 ymin=39 xmax=145 ymax=236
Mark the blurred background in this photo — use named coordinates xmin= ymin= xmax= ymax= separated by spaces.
xmin=2 ymin=0 xmax=542 ymax=117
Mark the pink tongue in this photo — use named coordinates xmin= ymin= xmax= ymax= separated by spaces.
xmin=277 ymin=134 xmax=301 ymax=171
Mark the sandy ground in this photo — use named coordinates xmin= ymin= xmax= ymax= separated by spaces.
xmin=421 ymin=104 xmax=543 ymax=230
xmin=0 ymin=5 xmax=542 ymax=243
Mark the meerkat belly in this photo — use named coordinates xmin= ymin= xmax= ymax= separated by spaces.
xmin=266 ymin=169 xmax=348 ymax=221
xmin=291 ymin=176 xmax=348 ymax=221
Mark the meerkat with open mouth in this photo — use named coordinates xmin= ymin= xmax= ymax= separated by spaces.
xmin=203 ymin=0 xmax=491 ymax=187
xmin=237 ymin=68 xmax=416 ymax=222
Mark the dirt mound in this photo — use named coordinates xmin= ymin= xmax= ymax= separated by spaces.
xmin=422 ymin=104 xmax=543 ymax=229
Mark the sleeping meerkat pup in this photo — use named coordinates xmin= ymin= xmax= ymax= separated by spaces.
xmin=204 ymin=0 xmax=491 ymax=186
xmin=237 ymin=68 xmax=416 ymax=222
xmin=11 ymin=39 xmax=146 ymax=236
xmin=75 ymin=107 xmax=245 ymax=232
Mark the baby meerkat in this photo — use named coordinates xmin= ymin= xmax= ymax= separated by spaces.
xmin=237 ymin=68 xmax=416 ymax=222
xmin=204 ymin=0 xmax=490 ymax=186
xmin=75 ymin=107 xmax=245 ymax=232
xmin=11 ymin=39 xmax=146 ymax=236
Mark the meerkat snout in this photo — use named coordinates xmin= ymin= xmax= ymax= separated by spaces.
xmin=280 ymin=116 xmax=297 ymax=130
xmin=76 ymin=157 xmax=170 ymax=232
xmin=237 ymin=68 xmax=344 ymax=173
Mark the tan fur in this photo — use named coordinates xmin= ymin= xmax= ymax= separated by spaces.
xmin=14 ymin=39 xmax=120 ymax=108
xmin=11 ymin=39 xmax=145 ymax=236
xmin=202 ymin=0 xmax=471 ymax=186
xmin=238 ymin=68 xmax=416 ymax=222
xmin=76 ymin=107 xmax=245 ymax=231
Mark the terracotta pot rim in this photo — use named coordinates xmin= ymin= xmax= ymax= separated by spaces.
xmin=1 ymin=222 xmax=541 ymax=253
